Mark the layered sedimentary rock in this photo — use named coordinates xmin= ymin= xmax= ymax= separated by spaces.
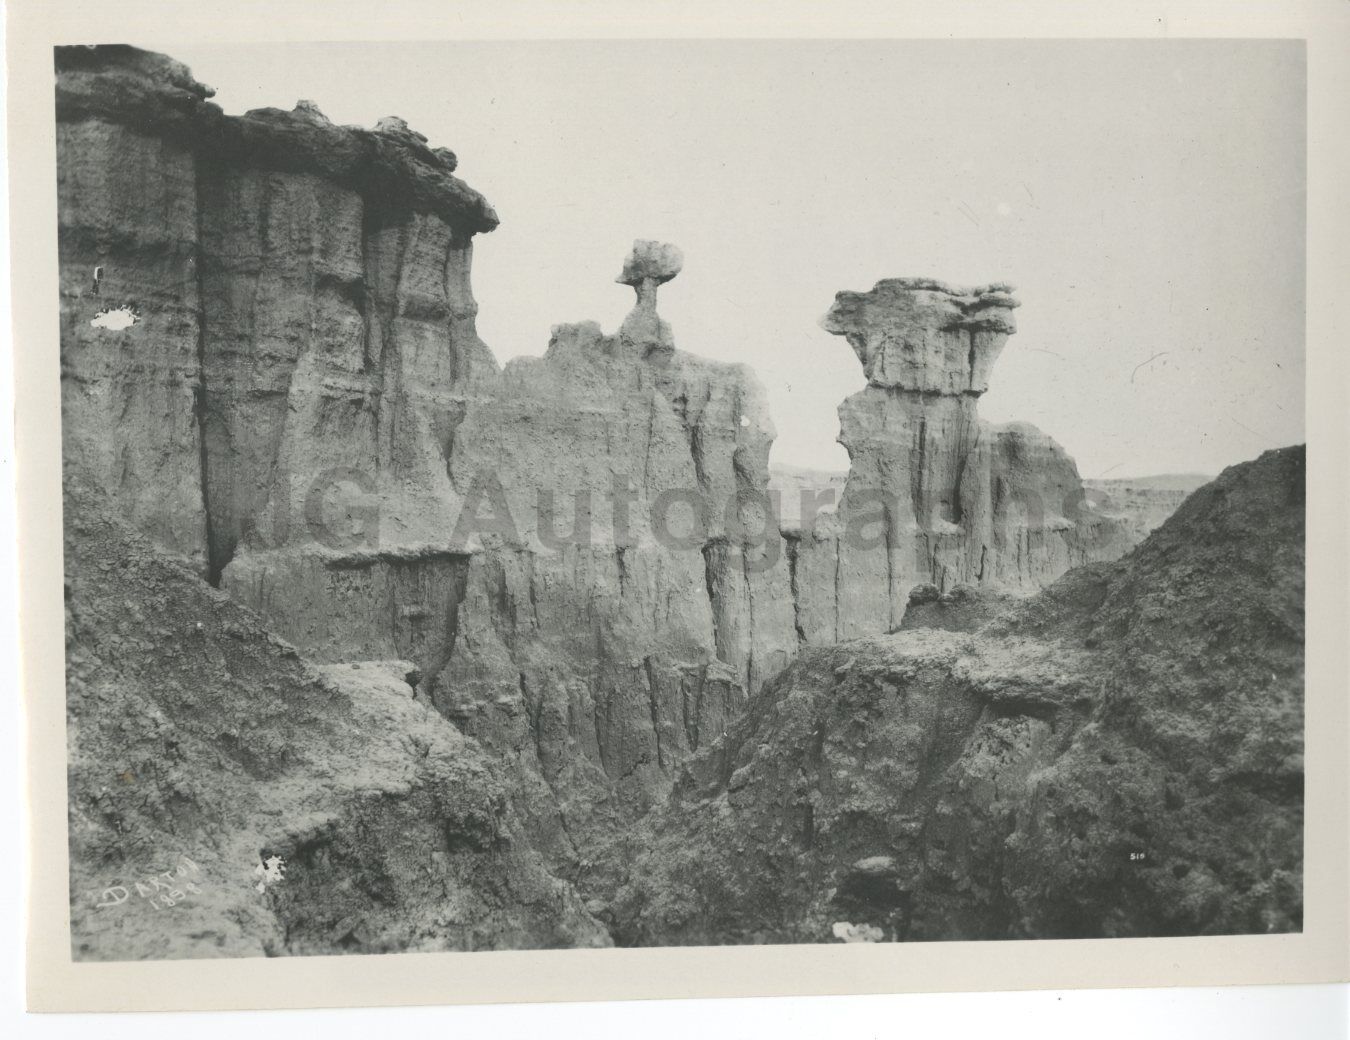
xmin=57 ymin=54 xmax=208 ymax=563
xmin=213 ymin=246 xmax=800 ymax=867
xmin=785 ymin=278 xmax=1130 ymax=646
xmin=420 ymin=252 xmax=798 ymax=861
xmin=58 ymin=47 xmax=1130 ymax=894
xmin=1083 ymin=473 xmax=1211 ymax=543
xmin=57 ymin=46 xmax=498 ymax=576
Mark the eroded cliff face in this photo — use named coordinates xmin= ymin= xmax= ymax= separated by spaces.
xmin=59 ymin=46 xmax=1132 ymax=903
xmin=211 ymin=247 xmax=799 ymax=868
xmin=57 ymin=48 xmax=786 ymax=875
xmin=785 ymin=278 xmax=1130 ymax=648
xmin=57 ymin=46 xmax=498 ymax=577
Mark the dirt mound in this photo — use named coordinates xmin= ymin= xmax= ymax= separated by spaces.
xmin=899 ymin=583 xmax=1021 ymax=633
xmin=64 ymin=470 xmax=607 ymax=959
xmin=611 ymin=447 xmax=1304 ymax=944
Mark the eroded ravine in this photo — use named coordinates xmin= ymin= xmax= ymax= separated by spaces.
xmin=58 ymin=46 xmax=1192 ymax=957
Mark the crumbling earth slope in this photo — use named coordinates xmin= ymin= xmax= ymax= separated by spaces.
xmin=611 ymin=446 xmax=1304 ymax=944
xmin=64 ymin=470 xmax=608 ymax=959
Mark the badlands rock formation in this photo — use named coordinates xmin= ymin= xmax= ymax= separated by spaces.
xmin=59 ymin=46 xmax=1143 ymax=948
xmin=57 ymin=45 xmax=498 ymax=577
xmin=615 ymin=447 xmax=1305 ymax=944
xmin=784 ymin=278 xmax=1131 ymax=646
xmin=1083 ymin=473 xmax=1213 ymax=543
xmin=58 ymin=46 xmax=793 ymax=874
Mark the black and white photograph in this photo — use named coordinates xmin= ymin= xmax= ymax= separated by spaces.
xmin=49 ymin=35 xmax=1312 ymax=960
xmin=11 ymin=4 xmax=1348 ymax=1020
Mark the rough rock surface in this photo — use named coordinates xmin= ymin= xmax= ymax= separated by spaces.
xmin=820 ymin=278 xmax=1020 ymax=394
xmin=59 ymin=46 xmax=1142 ymax=935
xmin=898 ymin=582 xmax=1021 ymax=633
xmin=785 ymin=279 xmax=1131 ymax=648
xmin=611 ymin=447 xmax=1304 ymax=944
xmin=217 ymin=241 xmax=798 ymax=879
xmin=57 ymin=45 xmax=497 ymax=577
xmin=64 ymin=469 xmax=608 ymax=959
xmin=56 ymin=49 xmax=789 ymax=889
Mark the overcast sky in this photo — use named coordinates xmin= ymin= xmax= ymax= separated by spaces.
xmin=158 ymin=39 xmax=1305 ymax=478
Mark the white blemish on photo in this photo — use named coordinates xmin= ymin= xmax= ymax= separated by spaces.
xmin=90 ymin=305 xmax=140 ymax=330
xmin=253 ymin=855 xmax=286 ymax=893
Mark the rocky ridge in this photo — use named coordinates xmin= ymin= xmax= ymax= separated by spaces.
xmin=613 ymin=446 xmax=1304 ymax=944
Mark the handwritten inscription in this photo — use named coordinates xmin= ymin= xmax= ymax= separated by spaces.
xmin=95 ymin=854 xmax=203 ymax=911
